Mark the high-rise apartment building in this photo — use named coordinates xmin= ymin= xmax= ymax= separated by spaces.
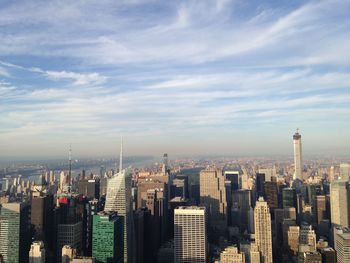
xmin=293 ymin=130 xmax=303 ymax=180
xmin=174 ymin=206 xmax=207 ymax=263
xmin=105 ymin=170 xmax=134 ymax=263
xmin=0 ymin=202 xmax=31 ymax=263
xmin=29 ymin=241 xmax=46 ymax=263
xmin=200 ymin=167 xmax=227 ymax=230
xmin=92 ymin=212 xmax=123 ymax=263
xmin=254 ymin=197 xmax=273 ymax=263
xmin=330 ymin=180 xmax=350 ymax=228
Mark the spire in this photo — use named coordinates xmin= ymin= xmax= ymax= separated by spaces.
xmin=69 ymin=144 xmax=72 ymax=178
xmin=119 ymin=136 xmax=123 ymax=173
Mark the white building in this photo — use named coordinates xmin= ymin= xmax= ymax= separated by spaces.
xmin=334 ymin=227 xmax=350 ymax=263
xmin=174 ymin=206 xmax=207 ymax=263
xmin=293 ymin=130 xmax=303 ymax=180
xmin=105 ymin=170 xmax=134 ymax=263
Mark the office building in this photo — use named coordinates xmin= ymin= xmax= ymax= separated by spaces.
xmin=340 ymin=163 xmax=350 ymax=180
xmin=330 ymin=180 xmax=350 ymax=228
xmin=57 ymin=221 xmax=83 ymax=262
xmin=78 ymin=179 xmax=100 ymax=199
xmin=293 ymin=129 xmax=303 ymax=180
xmin=314 ymin=195 xmax=329 ymax=224
xmin=217 ymin=246 xmax=245 ymax=263
xmin=254 ymin=197 xmax=273 ymax=263
xmin=105 ymin=170 xmax=134 ymax=263
xmin=282 ymin=188 xmax=297 ymax=209
xmin=299 ymin=225 xmax=316 ymax=253
xmin=334 ymin=227 xmax=350 ymax=263
xmin=255 ymin=173 xmax=265 ymax=198
xmin=29 ymin=241 xmax=45 ymax=263
xmin=264 ymin=181 xmax=278 ymax=214
xmin=174 ymin=206 xmax=207 ymax=263
xmin=288 ymin=226 xmax=300 ymax=255
xmin=200 ymin=168 xmax=227 ymax=230
xmin=0 ymin=202 xmax=31 ymax=263
xmin=92 ymin=212 xmax=123 ymax=263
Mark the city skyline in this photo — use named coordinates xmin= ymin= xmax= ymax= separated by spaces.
xmin=1 ymin=0 xmax=350 ymax=158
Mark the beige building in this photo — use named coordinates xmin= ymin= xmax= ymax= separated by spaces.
xmin=29 ymin=241 xmax=45 ymax=263
xmin=330 ymin=180 xmax=350 ymax=228
xmin=200 ymin=167 xmax=227 ymax=229
xmin=299 ymin=225 xmax=316 ymax=253
xmin=250 ymin=242 xmax=261 ymax=263
xmin=62 ymin=245 xmax=76 ymax=263
xmin=254 ymin=197 xmax=273 ymax=263
xmin=174 ymin=206 xmax=207 ymax=263
xmin=288 ymin=226 xmax=300 ymax=255
xmin=216 ymin=246 xmax=245 ymax=263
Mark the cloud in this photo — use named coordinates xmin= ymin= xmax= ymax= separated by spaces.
xmin=44 ymin=71 xmax=107 ymax=86
xmin=0 ymin=0 xmax=350 ymax=157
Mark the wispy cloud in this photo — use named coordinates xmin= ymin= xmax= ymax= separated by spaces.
xmin=0 ymin=0 xmax=349 ymax=157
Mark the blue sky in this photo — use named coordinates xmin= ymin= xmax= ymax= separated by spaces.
xmin=0 ymin=0 xmax=349 ymax=158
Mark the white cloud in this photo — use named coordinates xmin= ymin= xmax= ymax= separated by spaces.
xmin=44 ymin=70 xmax=107 ymax=86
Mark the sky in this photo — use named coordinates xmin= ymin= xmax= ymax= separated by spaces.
xmin=0 ymin=0 xmax=350 ymax=159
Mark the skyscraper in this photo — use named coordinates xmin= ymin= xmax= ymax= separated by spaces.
xmin=0 ymin=202 xmax=31 ymax=263
xmin=174 ymin=206 xmax=207 ymax=263
xmin=105 ymin=140 xmax=134 ymax=263
xmin=293 ymin=129 xmax=303 ymax=181
xmin=254 ymin=197 xmax=273 ymax=263
xmin=92 ymin=212 xmax=123 ymax=263
xmin=200 ymin=167 xmax=227 ymax=230
xmin=334 ymin=227 xmax=350 ymax=263
xmin=330 ymin=180 xmax=350 ymax=228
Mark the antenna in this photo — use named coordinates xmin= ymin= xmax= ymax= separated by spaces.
xmin=119 ymin=136 xmax=123 ymax=173
xmin=69 ymin=144 xmax=72 ymax=178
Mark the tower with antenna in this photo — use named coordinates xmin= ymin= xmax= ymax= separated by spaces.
xmin=119 ymin=136 xmax=123 ymax=173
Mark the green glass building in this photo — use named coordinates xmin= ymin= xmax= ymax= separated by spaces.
xmin=0 ymin=202 xmax=31 ymax=263
xmin=92 ymin=212 xmax=123 ymax=263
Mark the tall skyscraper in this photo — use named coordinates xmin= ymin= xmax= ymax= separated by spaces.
xmin=200 ymin=167 xmax=227 ymax=230
xmin=92 ymin=212 xmax=123 ymax=263
xmin=293 ymin=129 xmax=303 ymax=181
xmin=29 ymin=241 xmax=46 ymax=263
xmin=174 ymin=206 xmax=207 ymax=263
xmin=254 ymin=197 xmax=273 ymax=263
xmin=105 ymin=140 xmax=134 ymax=263
xmin=0 ymin=202 xmax=31 ymax=263
xmin=334 ymin=227 xmax=350 ymax=263
xmin=330 ymin=180 xmax=350 ymax=228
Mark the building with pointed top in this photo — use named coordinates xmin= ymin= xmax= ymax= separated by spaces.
xmin=104 ymin=140 xmax=134 ymax=263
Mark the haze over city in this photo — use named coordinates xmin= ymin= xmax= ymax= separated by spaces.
xmin=1 ymin=0 xmax=350 ymax=158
